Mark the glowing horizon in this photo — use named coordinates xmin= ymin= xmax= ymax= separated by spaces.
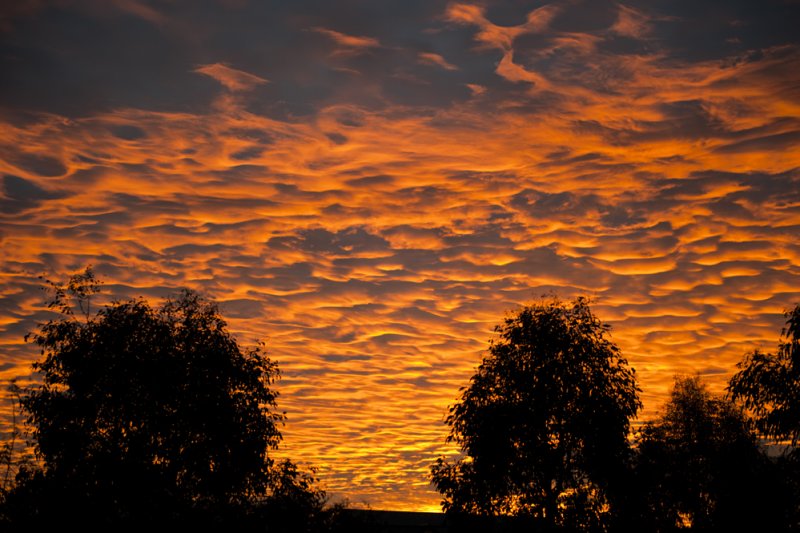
xmin=1 ymin=0 xmax=799 ymax=511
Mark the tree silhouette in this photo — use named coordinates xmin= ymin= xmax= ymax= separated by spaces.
xmin=431 ymin=297 xmax=641 ymax=530
xmin=633 ymin=375 xmax=786 ymax=531
xmin=0 ymin=381 xmax=27 ymax=497
xmin=728 ymin=303 xmax=800 ymax=449
xmin=726 ymin=303 xmax=800 ymax=528
xmin=4 ymin=267 xmax=306 ymax=525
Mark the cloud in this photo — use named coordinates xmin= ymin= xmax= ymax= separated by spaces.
xmin=194 ymin=63 xmax=269 ymax=91
xmin=109 ymin=0 xmax=166 ymax=26
xmin=312 ymin=27 xmax=381 ymax=52
xmin=466 ymin=83 xmax=486 ymax=96
xmin=6 ymin=152 xmax=67 ymax=177
xmin=445 ymin=2 xmax=560 ymax=89
xmin=446 ymin=3 xmax=557 ymax=51
xmin=0 ymin=174 xmax=64 ymax=213
xmin=611 ymin=4 xmax=653 ymax=39
xmin=417 ymin=52 xmax=458 ymax=71
xmin=713 ymin=130 xmax=800 ymax=154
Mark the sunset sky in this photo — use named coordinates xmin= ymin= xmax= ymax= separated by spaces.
xmin=2 ymin=0 xmax=800 ymax=511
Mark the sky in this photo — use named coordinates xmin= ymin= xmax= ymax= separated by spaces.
xmin=1 ymin=0 xmax=800 ymax=512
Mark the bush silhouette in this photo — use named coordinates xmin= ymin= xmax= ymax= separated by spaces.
xmin=631 ymin=375 xmax=784 ymax=530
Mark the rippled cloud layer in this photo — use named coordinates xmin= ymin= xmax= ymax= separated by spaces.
xmin=2 ymin=0 xmax=799 ymax=511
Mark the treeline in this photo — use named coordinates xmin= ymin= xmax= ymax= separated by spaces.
xmin=0 ymin=268 xmax=798 ymax=531
xmin=431 ymin=297 xmax=800 ymax=531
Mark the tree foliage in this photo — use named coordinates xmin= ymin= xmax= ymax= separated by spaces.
xmin=431 ymin=297 xmax=641 ymax=530
xmin=633 ymin=376 xmax=780 ymax=530
xmin=6 ymin=267 xmax=299 ymax=524
xmin=728 ymin=303 xmax=800 ymax=448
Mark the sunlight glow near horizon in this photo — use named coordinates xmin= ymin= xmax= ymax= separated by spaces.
xmin=1 ymin=0 xmax=800 ymax=511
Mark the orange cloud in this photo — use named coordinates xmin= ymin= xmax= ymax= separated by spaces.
xmin=194 ymin=63 xmax=269 ymax=92
xmin=110 ymin=0 xmax=166 ymax=25
xmin=312 ymin=27 xmax=381 ymax=52
xmin=417 ymin=52 xmax=458 ymax=71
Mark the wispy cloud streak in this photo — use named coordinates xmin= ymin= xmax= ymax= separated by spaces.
xmin=195 ymin=63 xmax=269 ymax=92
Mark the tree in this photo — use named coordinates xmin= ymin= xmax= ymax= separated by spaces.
xmin=0 ymin=381 xmax=27 ymax=498
xmin=726 ymin=304 xmax=800 ymax=529
xmin=7 ymin=267 xmax=292 ymax=524
xmin=430 ymin=297 xmax=641 ymax=530
xmin=728 ymin=303 xmax=800 ymax=449
xmin=633 ymin=376 xmax=781 ymax=531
